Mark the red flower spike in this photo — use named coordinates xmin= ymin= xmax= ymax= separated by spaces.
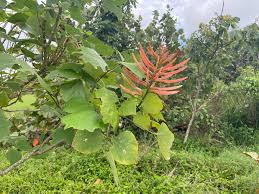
xmin=120 ymin=44 xmax=190 ymax=96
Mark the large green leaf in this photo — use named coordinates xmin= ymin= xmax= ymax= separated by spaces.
xmin=141 ymin=93 xmax=163 ymax=114
xmin=120 ymin=62 xmax=145 ymax=79
xmin=0 ymin=110 xmax=11 ymax=140
xmin=52 ymin=128 xmax=76 ymax=145
xmin=0 ymin=91 xmax=9 ymax=107
xmin=6 ymin=149 xmax=22 ymax=164
xmin=62 ymin=110 xmax=101 ymax=132
xmin=95 ymin=88 xmax=119 ymax=129
xmin=119 ymin=98 xmax=137 ymax=116
xmin=63 ymin=97 xmax=94 ymax=113
xmin=60 ymin=80 xmax=86 ymax=102
xmin=110 ymin=131 xmax=138 ymax=165
xmin=80 ymin=47 xmax=108 ymax=71
xmin=157 ymin=123 xmax=174 ymax=160
xmin=133 ymin=112 xmax=151 ymax=130
xmin=86 ymin=36 xmax=114 ymax=57
xmin=72 ymin=129 xmax=103 ymax=154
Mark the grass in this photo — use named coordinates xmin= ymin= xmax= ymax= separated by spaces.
xmin=0 ymin=141 xmax=258 ymax=194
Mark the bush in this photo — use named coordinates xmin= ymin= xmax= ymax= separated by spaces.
xmin=0 ymin=144 xmax=258 ymax=193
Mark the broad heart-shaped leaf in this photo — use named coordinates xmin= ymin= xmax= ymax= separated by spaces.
xmin=0 ymin=110 xmax=11 ymax=140
xmin=62 ymin=110 xmax=102 ymax=132
xmin=52 ymin=128 xmax=76 ymax=145
xmin=110 ymin=131 xmax=138 ymax=165
xmin=63 ymin=97 xmax=94 ymax=113
xmin=157 ymin=123 xmax=174 ymax=160
xmin=6 ymin=149 xmax=22 ymax=164
xmin=85 ymin=36 xmax=114 ymax=57
xmin=133 ymin=112 xmax=151 ymax=130
xmin=141 ymin=93 xmax=163 ymax=114
xmin=72 ymin=129 xmax=103 ymax=154
xmin=60 ymin=80 xmax=87 ymax=102
xmin=95 ymin=88 xmax=119 ymax=129
xmin=0 ymin=91 xmax=9 ymax=107
xmin=80 ymin=47 xmax=108 ymax=71
xmin=119 ymin=98 xmax=137 ymax=116
xmin=120 ymin=62 xmax=145 ymax=79
xmin=7 ymin=94 xmax=36 ymax=111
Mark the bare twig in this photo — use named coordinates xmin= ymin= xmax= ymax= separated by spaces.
xmin=183 ymin=0 xmax=225 ymax=144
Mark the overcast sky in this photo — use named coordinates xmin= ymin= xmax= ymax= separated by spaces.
xmin=134 ymin=0 xmax=259 ymax=36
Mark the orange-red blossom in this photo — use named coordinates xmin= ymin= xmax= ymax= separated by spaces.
xmin=120 ymin=44 xmax=190 ymax=96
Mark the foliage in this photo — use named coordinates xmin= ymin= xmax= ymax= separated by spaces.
xmin=0 ymin=0 xmax=190 ymax=182
xmin=0 ymin=144 xmax=258 ymax=193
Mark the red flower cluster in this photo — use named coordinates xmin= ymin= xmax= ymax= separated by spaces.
xmin=120 ymin=44 xmax=190 ymax=96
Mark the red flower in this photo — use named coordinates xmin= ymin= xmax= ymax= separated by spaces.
xmin=120 ymin=44 xmax=190 ymax=96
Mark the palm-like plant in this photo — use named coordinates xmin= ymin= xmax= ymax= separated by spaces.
xmin=120 ymin=44 xmax=190 ymax=96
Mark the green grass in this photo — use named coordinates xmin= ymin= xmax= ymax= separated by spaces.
xmin=0 ymin=143 xmax=258 ymax=194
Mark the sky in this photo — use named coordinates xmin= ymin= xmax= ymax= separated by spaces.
xmin=134 ymin=0 xmax=259 ymax=36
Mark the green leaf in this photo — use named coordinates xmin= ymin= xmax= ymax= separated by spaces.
xmin=7 ymin=94 xmax=36 ymax=111
xmin=6 ymin=149 xmax=22 ymax=164
xmin=86 ymin=36 xmax=114 ymax=57
xmin=119 ymin=98 xmax=137 ymax=116
xmin=0 ymin=53 xmax=16 ymax=70
xmin=151 ymin=113 xmax=165 ymax=121
xmin=95 ymin=88 xmax=119 ymax=129
xmin=133 ymin=112 xmax=151 ymax=130
xmin=157 ymin=123 xmax=174 ymax=160
xmin=120 ymin=62 xmax=145 ymax=79
xmin=80 ymin=47 xmax=108 ymax=71
xmin=0 ymin=110 xmax=11 ymax=140
xmin=103 ymin=0 xmax=127 ymax=20
xmin=72 ymin=129 xmax=103 ymax=154
xmin=62 ymin=110 xmax=102 ymax=132
xmin=0 ymin=91 xmax=9 ymax=107
xmin=69 ymin=5 xmax=84 ymax=24
xmin=110 ymin=131 xmax=138 ymax=165
xmin=141 ymin=93 xmax=163 ymax=114
xmin=14 ymin=136 xmax=31 ymax=151
xmin=52 ymin=128 xmax=76 ymax=145
xmin=60 ymin=80 xmax=86 ymax=102
xmin=63 ymin=97 xmax=94 ymax=113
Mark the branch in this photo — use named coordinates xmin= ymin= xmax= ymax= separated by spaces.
xmin=0 ymin=136 xmax=65 ymax=177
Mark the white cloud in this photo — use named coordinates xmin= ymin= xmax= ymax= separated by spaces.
xmin=134 ymin=0 xmax=259 ymax=36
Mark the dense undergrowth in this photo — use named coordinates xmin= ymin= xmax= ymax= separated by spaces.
xmin=0 ymin=140 xmax=258 ymax=194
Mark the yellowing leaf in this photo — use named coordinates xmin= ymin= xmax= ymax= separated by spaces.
xmin=119 ymin=98 xmax=137 ymax=116
xmin=141 ymin=93 xmax=163 ymax=114
xmin=95 ymin=88 xmax=119 ymax=129
xmin=110 ymin=131 xmax=138 ymax=165
xmin=133 ymin=112 xmax=151 ymax=130
xmin=7 ymin=94 xmax=36 ymax=111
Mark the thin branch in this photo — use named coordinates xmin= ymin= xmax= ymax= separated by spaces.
xmin=0 ymin=136 xmax=65 ymax=177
